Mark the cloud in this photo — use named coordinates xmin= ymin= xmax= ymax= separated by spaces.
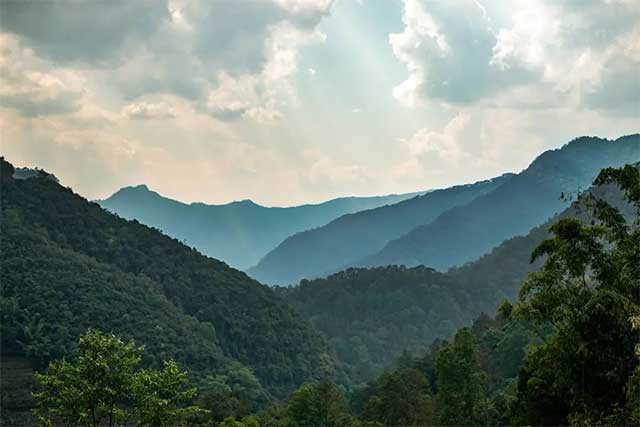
xmin=0 ymin=1 xmax=168 ymax=64
xmin=0 ymin=0 xmax=334 ymax=120
xmin=389 ymin=0 xmax=533 ymax=106
xmin=204 ymin=20 xmax=326 ymax=121
xmin=400 ymin=113 xmax=470 ymax=164
xmin=390 ymin=0 xmax=640 ymax=114
xmin=0 ymin=34 xmax=84 ymax=117
xmin=122 ymin=101 xmax=177 ymax=120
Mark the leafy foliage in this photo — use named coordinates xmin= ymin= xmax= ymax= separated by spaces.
xmin=1 ymin=157 xmax=327 ymax=400
xmin=33 ymin=330 xmax=201 ymax=427
xmin=513 ymin=164 xmax=640 ymax=425
xmin=277 ymin=164 xmax=636 ymax=387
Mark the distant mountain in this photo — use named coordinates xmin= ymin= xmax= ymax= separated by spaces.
xmin=277 ymin=170 xmax=637 ymax=385
xmin=361 ymin=134 xmax=640 ymax=271
xmin=248 ymin=174 xmax=513 ymax=285
xmin=0 ymin=157 xmax=328 ymax=400
xmin=98 ymin=186 xmax=424 ymax=270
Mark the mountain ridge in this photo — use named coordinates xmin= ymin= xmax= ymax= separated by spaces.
xmin=98 ymin=184 xmax=426 ymax=270
xmin=248 ymin=173 xmax=514 ymax=285
xmin=277 ymin=168 xmax=637 ymax=385
xmin=359 ymin=134 xmax=640 ymax=271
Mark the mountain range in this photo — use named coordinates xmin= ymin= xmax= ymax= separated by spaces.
xmin=252 ymin=134 xmax=640 ymax=285
xmin=2 ymin=135 xmax=639 ymax=422
xmin=276 ymin=168 xmax=637 ymax=384
xmin=247 ymin=174 xmax=512 ymax=285
xmin=98 ymin=186 xmax=424 ymax=270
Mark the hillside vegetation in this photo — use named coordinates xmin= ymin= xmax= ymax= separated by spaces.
xmin=277 ymin=171 xmax=636 ymax=385
xmin=0 ymin=158 xmax=327 ymax=401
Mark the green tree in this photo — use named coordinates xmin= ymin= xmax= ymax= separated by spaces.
xmin=287 ymin=384 xmax=318 ymax=427
xmin=436 ymin=328 xmax=487 ymax=426
xmin=196 ymin=362 xmax=269 ymax=423
xmin=514 ymin=165 xmax=640 ymax=425
xmin=286 ymin=381 xmax=353 ymax=427
xmin=131 ymin=360 xmax=201 ymax=426
xmin=362 ymin=368 xmax=434 ymax=426
xmin=33 ymin=329 xmax=201 ymax=427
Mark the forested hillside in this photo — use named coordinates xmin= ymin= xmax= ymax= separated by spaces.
xmin=277 ymin=171 xmax=636 ymax=385
xmin=344 ymin=164 xmax=640 ymax=425
xmin=99 ymin=184 xmax=422 ymax=270
xmin=249 ymin=174 xmax=512 ymax=286
xmin=363 ymin=134 xmax=640 ymax=271
xmin=0 ymin=158 xmax=328 ymax=402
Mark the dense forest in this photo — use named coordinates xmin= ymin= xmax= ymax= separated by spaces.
xmin=276 ymin=175 xmax=636 ymax=386
xmin=2 ymin=156 xmax=639 ymax=426
xmin=0 ymin=157 xmax=330 ymax=422
xmin=249 ymin=174 xmax=511 ymax=285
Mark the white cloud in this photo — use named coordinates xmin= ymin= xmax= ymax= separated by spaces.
xmin=0 ymin=34 xmax=84 ymax=117
xmin=0 ymin=0 xmax=334 ymax=123
xmin=401 ymin=113 xmax=470 ymax=164
xmin=390 ymin=0 xmax=640 ymax=114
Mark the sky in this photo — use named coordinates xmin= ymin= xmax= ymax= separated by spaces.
xmin=0 ymin=0 xmax=638 ymax=206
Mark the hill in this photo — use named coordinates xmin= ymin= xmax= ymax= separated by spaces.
xmin=248 ymin=174 xmax=512 ymax=285
xmin=98 ymin=185 xmax=423 ymax=270
xmin=362 ymin=134 xmax=640 ymax=271
xmin=277 ymin=172 xmax=636 ymax=385
xmin=0 ymin=157 xmax=328 ymax=399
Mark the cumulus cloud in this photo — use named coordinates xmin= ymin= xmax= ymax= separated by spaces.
xmin=389 ymin=0 xmax=532 ymax=106
xmin=0 ymin=0 xmax=334 ymax=121
xmin=0 ymin=34 xmax=84 ymax=117
xmin=390 ymin=0 xmax=640 ymax=114
xmin=401 ymin=113 xmax=470 ymax=164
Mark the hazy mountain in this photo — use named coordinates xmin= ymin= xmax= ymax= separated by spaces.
xmin=277 ymin=172 xmax=636 ymax=385
xmin=361 ymin=134 xmax=640 ymax=271
xmin=0 ymin=157 xmax=328 ymax=399
xmin=248 ymin=174 xmax=513 ymax=285
xmin=98 ymin=186 xmax=424 ymax=270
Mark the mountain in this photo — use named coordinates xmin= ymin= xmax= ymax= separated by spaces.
xmin=0 ymin=157 xmax=328 ymax=400
xmin=98 ymin=185 xmax=424 ymax=270
xmin=248 ymin=175 xmax=512 ymax=285
xmin=276 ymin=172 xmax=636 ymax=385
xmin=361 ymin=134 xmax=640 ymax=271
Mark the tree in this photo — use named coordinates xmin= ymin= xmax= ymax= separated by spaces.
xmin=286 ymin=381 xmax=353 ymax=427
xmin=33 ymin=329 xmax=201 ymax=427
xmin=361 ymin=368 xmax=434 ymax=426
xmin=436 ymin=328 xmax=487 ymax=426
xmin=514 ymin=165 xmax=640 ymax=425
xmin=287 ymin=384 xmax=318 ymax=427
xmin=196 ymin=362 xmax=269 ymax=423
xmin=130 ymin=360 xmax=201 ymax=426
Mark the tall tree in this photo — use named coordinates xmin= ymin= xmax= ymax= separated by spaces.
xmin=436 ymin=328 xmax=487 ymax=426
xmin=361 ymin=368 xmax=434 ymax=426
xmin=286 ymin=381 xmax=353 ymax=427
xmin=514 ymin=165 xmax=640 ymax=425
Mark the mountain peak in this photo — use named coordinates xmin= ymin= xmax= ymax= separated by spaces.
xmin=125 ymin=184 xmax=150 ymax=192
